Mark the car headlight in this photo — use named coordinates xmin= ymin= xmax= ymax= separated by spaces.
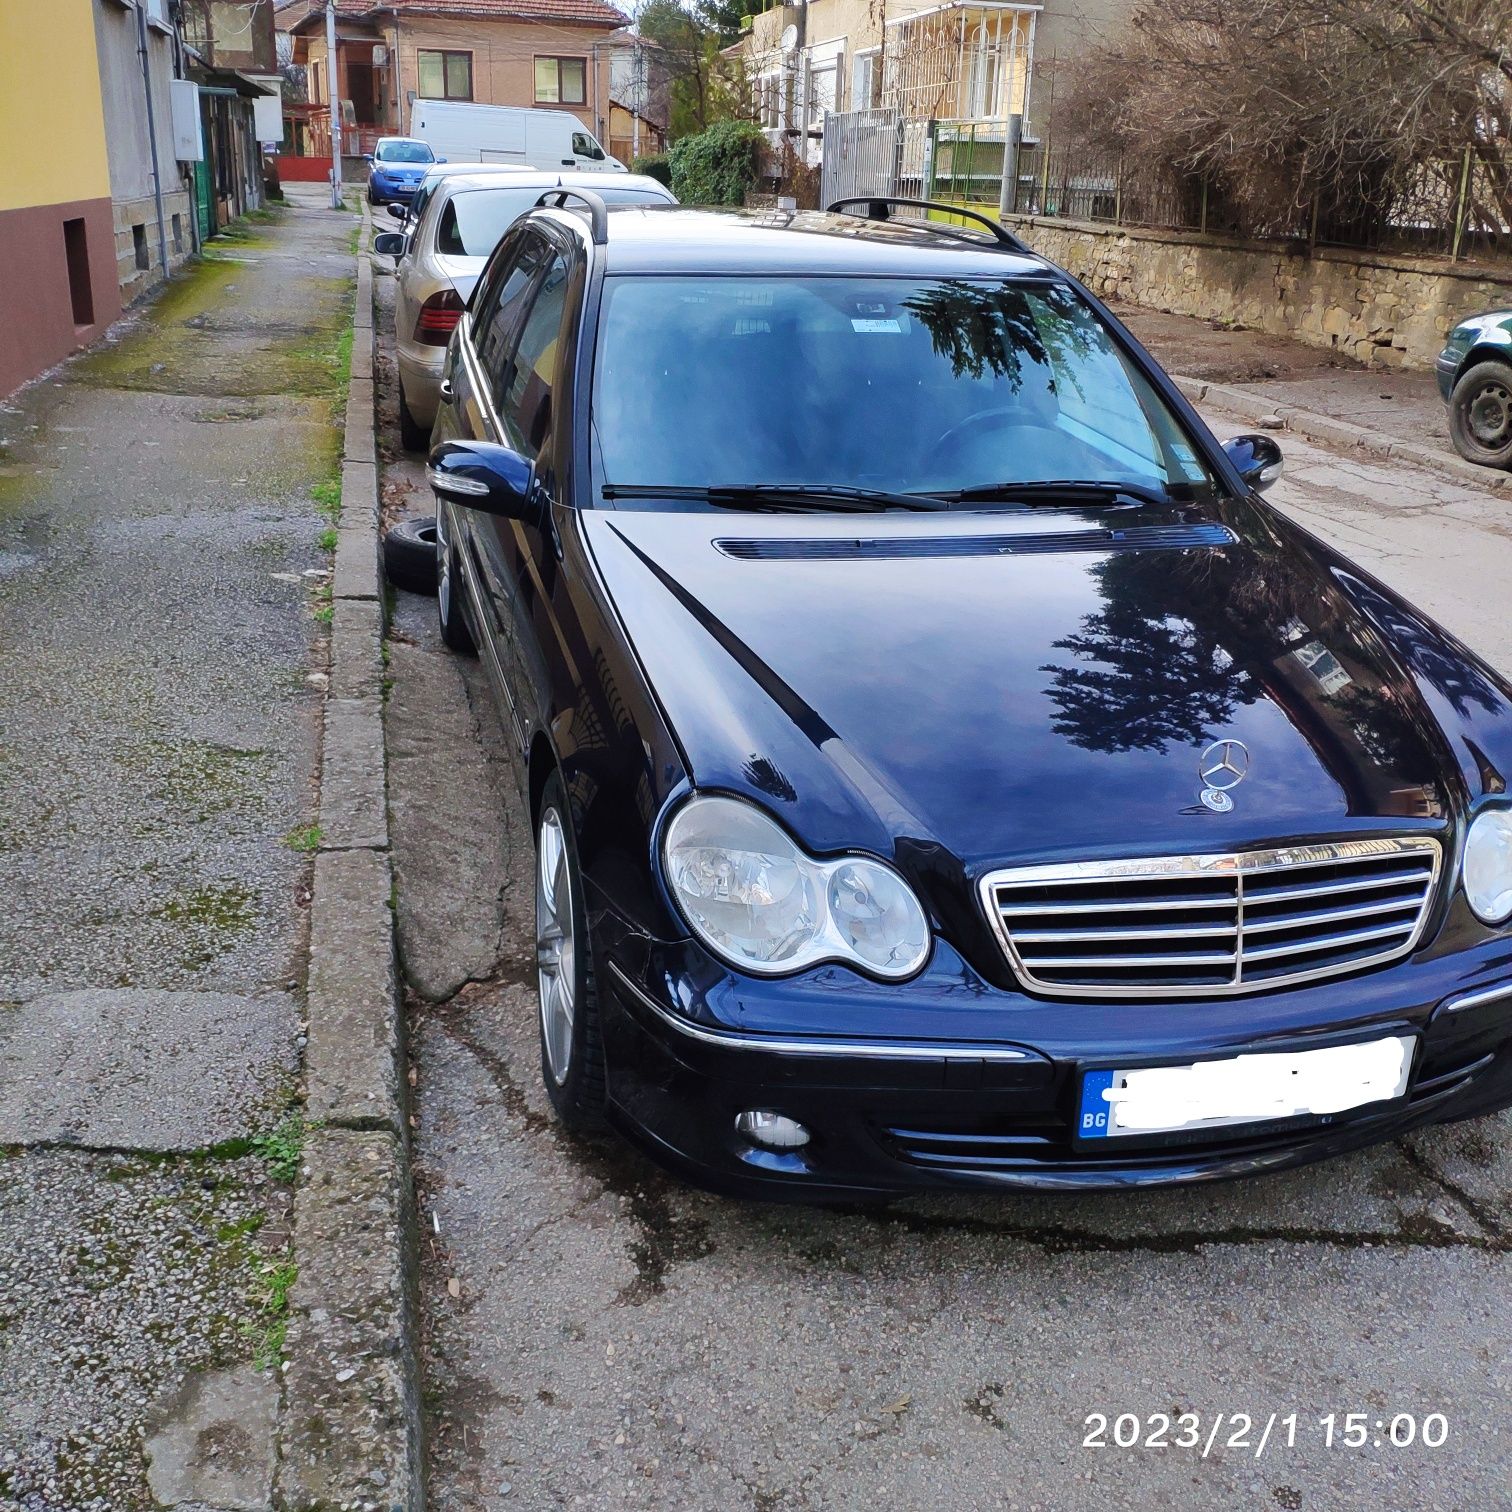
xmin=661 ymin=794 xmax=930 ymax=979
xmin=1464 ymin=808 xmax=1512 ymax=924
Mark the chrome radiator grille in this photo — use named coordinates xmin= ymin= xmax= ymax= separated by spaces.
xmin=981 ymin=838 xmax=1442 ymax=998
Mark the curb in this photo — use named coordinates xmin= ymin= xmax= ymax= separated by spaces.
xmin=1172 ymin=373 xmax=1510 ymax=493
xmin=276 ymin=202 xmax=424 ymax=1512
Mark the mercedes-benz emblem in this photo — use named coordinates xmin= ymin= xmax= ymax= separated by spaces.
xmin=1199 ymin=739 xmax=1249 ymax=812
xmin=1200 ymin=739 xmax=1250 ymax=790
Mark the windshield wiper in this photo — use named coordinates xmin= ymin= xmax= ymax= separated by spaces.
xmin=926 ymin=479 xmax=1173 ymax=507
xmin=601 ymin=483 xmax=950 ymax=513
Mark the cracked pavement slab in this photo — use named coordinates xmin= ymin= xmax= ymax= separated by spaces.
xmin=379 ymin=275 xmax=1512 ymax=1510
xmin=0 ymin=988 xmax=299 ymax=1151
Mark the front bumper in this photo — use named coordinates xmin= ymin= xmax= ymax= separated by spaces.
xmin=600 ymin=959 xmax=1512 ymax=1198
xmin=1435 ymin=350 xmax=1462 ymax=402
xmin=369 ymin=177 xmax=421 ymax=205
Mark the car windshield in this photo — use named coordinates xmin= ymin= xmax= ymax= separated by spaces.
xmin=438 ymin=186 xmax=669 ymax=257
xmin=376 ymin=140 xmax=434 ymax=164
xmin=592 ymin=275 xmax=1220 ymax=502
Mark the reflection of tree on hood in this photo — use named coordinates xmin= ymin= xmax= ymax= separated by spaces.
xmin=900 ymin=281 xmax=1097 ymax=399
xmin=1044 ymin=606 xmax=1256 ymax=755
xmin=1041 ymin=548 xmax=1263 ymax=754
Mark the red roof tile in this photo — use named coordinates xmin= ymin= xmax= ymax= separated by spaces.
xmin=279 ymin=0 xmax=629 ymax=28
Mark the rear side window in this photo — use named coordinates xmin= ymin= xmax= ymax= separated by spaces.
xmin=436 ymin=188 xmax=543 ymax=257
xmin=500 ymin=253 xmax=570 ymax=459
xmin=475 ymin=234 xmax=551 ymax=406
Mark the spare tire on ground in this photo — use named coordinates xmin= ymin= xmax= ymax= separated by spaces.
xmin=383 ymin=516 xmax=438 ymax=595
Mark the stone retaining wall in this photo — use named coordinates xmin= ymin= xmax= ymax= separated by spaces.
xmin=1002 ymin=214 xmax=1512 ymax=371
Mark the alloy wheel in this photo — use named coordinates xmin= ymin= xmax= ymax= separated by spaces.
xmin=536 ymin=807 xmax=576 ymax=1086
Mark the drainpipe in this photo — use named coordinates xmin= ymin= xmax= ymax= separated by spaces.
xmin=136 ymin=1 xmax=172 ymax=279
xmin=327 ymin=0 xmax=343 ymax=208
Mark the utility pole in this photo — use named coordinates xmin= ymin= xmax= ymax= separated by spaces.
xmin=327 ymin=0 xmax=343 ymax=209
xmin=631 ymin=37 xmax=641 ymax=162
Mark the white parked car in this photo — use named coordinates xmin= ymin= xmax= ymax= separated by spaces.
xmin=374 ymin=171 xmax=676 ymax=449
xmin=410 ymin=99 xmax=626 ymax=174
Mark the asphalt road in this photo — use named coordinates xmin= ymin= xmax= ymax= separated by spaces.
xmin=373 ymin=273 xmax=1511 ymax=1512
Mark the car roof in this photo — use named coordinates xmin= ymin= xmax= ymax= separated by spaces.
xmin=421 ymin=162 xmax=538 ymax=178
xmin=554 ymin=205 xmax=1049 ymax=278
xmin=437 ymin=171 xmax=673 ymax=203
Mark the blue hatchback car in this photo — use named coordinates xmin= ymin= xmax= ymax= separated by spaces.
xmin=423 ymin=192 xmax=1512 ymax=1200
xmin=366 ymin=137 xmax=439 ymax=207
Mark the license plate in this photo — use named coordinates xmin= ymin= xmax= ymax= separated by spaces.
xmin=1076 ymin=1035 xmax=1415 ymax=1141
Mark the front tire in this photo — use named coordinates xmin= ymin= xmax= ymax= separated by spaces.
xmin=535 ymin=774 xmax=606 ymax=1130
xmin=436 ymin=508 xmax=475 ymax=654
xmin=1449 ymin=360 xmax=1512 ymax=469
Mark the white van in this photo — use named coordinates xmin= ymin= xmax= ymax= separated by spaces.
xmin=410 ymin=99 xmax=627 ymax=173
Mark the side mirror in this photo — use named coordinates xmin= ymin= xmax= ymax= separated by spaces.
xmin=427 ymin=440 xmax=541 ymax=523
xmin=373 ymin=231 xmax=406 ymax=257
xmin=1223 ymin=432 xmax=1284 ymax=492
xmin=387 ymin=203 xmax=408 ymax=222
xmin=437 ymin=156 xmax=448 ymax=164
xmin=363 ymin=154 xmax=373 ymax=165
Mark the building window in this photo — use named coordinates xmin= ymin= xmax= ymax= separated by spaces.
xmin=534 ymin=56 xmax=586 ymax=106
xmin=418 ymin=49 xmax=472 ymax=101
xmin=757 ymin=70 xmax=787 ymax=129
xmin=171 ymin=213 xmax=183 ymax=253
xmin=63 ymin=218 xmax=94 ymax=328
xmin=132 ymin=224 xmax=150 ymax=272
xmin=310 ymin=59 xmax=322 ymax=104
xmin=851 ymin=48 xmax=878 ymax=110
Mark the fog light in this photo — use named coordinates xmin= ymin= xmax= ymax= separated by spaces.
xmin=735 ymin=1110 xmax=811 ymax=1150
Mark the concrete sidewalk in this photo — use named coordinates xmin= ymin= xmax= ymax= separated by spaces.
xmin=1110 ymin=300 xmax=1504 ymax=486
xmin=0 ymin=196 xmax=355 ymax=1510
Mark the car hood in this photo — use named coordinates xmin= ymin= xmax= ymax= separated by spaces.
xmin=582 ymin=502 xmax=1470 ymax=871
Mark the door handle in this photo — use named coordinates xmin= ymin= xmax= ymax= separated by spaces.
xmin=562 ymin=159 xmax=575 ymax=166
xmin=439 ymin=377 xmax=455 ymax=402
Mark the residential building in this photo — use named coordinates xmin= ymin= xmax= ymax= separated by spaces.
xmin=276 ymin=0 xmax=631 ymax=158
xmin=92 ymin=0 xmax=197 ymax=304
xmin=1024 ymin=0 xmax=1136 ymax=139
xmin=605 ymin=29 xmax=668 ymax=165
xmin=740 ymin=3 xmax=1034 ymax=134
xmin=1 ymin=0 xmax=275 ymax=400
xmin=0 ymin=0 xmax=120 ymax=397
xmin=731 ymin=0 xmax=1135 ymax=176
xmin=179 ymin=0 xmax=280 ymax=233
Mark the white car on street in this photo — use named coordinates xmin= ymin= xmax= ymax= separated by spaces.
xmin=375 ymin=171 xmax=675 ymax=449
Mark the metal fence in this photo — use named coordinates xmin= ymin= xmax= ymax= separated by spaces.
xmin=1004 ymin=140 xmax=1510 ymax=264
xmin=820 ymin=109 xmax=904 ymax=208
xmin=816 ymin=107 xmax=1508 ymax=264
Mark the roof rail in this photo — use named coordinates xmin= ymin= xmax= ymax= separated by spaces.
xmin=825 ymin=197 xmax=1031 ymax=254
xmin=535 ymin=186 xmax=608 ymax=245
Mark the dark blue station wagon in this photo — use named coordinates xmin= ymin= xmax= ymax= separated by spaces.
xmin=422 ymin=193 xmax=1512 ymax=1198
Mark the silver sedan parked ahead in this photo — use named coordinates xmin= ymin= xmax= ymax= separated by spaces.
xmin=375 ymin=171 xmax=676 ymax=450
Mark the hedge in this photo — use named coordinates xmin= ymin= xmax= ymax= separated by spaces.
xmin=667 ymin=120 xmax=767 ymax=206
xmin=632 ymin=154 xmax=672 ymax=188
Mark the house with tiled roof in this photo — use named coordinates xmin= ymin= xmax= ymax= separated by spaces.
xmin=277 ymin=0 xmax=630 ymax=154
